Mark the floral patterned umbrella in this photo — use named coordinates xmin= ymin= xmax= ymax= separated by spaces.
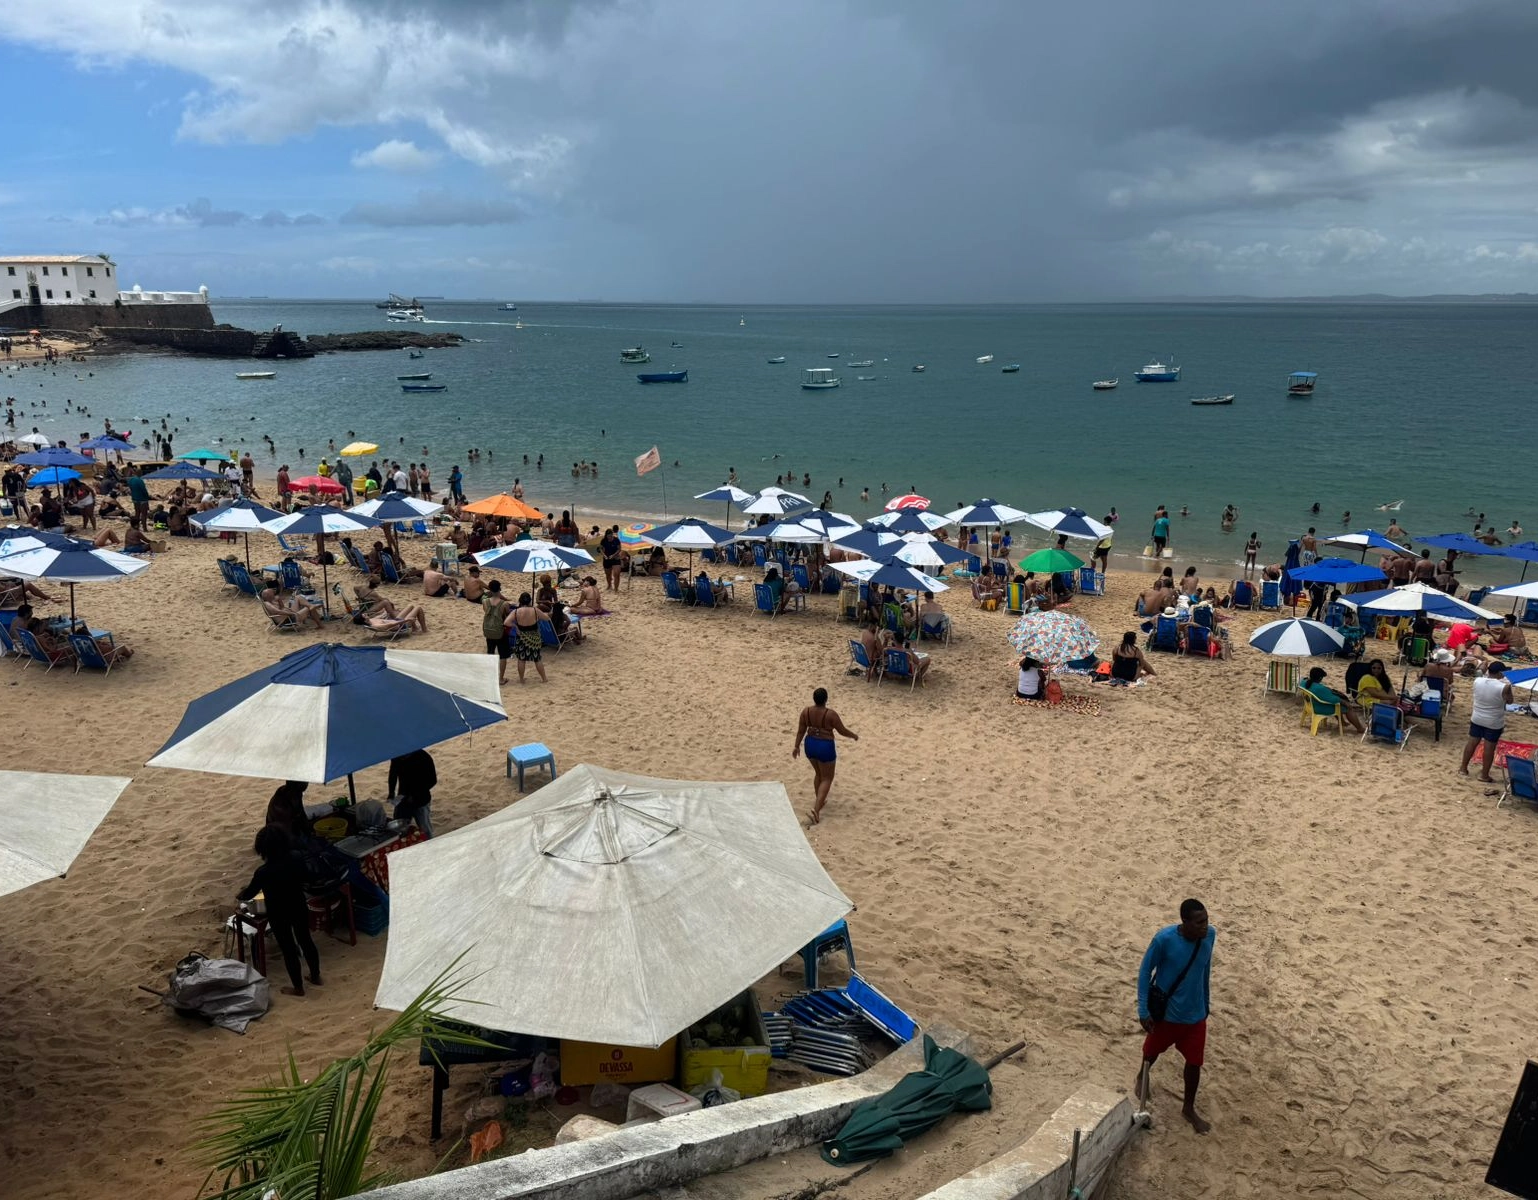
xmin=1006 ymin=611 xmax=1099 ymax=663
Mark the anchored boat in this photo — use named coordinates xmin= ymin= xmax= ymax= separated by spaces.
xmin=1190 ymin=394 xmax=1235 ymax=406
xmin=767 ymin=356 xmax=787 ymax=364
xmin=397 ymin=373 xmax=432 ymax=381
xmin=1135 ymin=359 xmax=1180 ymax=382
xmin=976 ymin=354 xmax=994 ymax=364
xmin=1287 ymin=371 xmax=1318 ymax=395
xmin=1001 ymin=363 xmax=1021 ymax=373
xmin=235 ymin=371 xmax=276 ymax=380
xmin=802 ymin=367 xmax=841 ymax=390
xmin=1092 ymin=378 xmax=1118 ymax=390
xmin=638 ymin=370 xmax=688 ymax=383
xmin=402 ymin=383 xmax=447 ymax=392
xmin=620 ymin=346 xmax=650 ymax=364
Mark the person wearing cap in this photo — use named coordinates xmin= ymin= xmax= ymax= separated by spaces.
xmin=1302 ymin=666 xmax=1365 ymax=733
xmin=1461 ymin=662 xmax=1515 ymax=781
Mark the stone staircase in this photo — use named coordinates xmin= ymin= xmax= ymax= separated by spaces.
xmin=249 ymin=329 xmax=314 ymax=358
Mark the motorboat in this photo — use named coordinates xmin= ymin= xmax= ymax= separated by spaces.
xmin=671 ymin=341 xmax=684 ymax=348
xmin=1287 ymin=371 xmax=1318 ymax=395
xmin=1190 ymin=394 xmax=1235 ymax=406
xmin=857 ymin=375 xmax=878 ymax=381
xmin=801 ymin=367 xmax=841 ymax=390
xmin=976 ymin=354 xmax=994 ymax=364
xmin=767 ymin=356 xmax=787 ymax=364
xmin=620 ymin=346 xmax=650 ymax=363
xmin=499 ymin=302 xmax=517 ymax=311
xmin=235 ymin=371 xmax=276 ymax=380
xmin=638 ymin=370 xmax=688 ymax=383
xmin=514 ymin=320 xmax=523 ymax=330
xmin=397 ymin=373 xmax=432 ymax=381
xmin=408 ymin=350 xmax=425 ymax=359
xmin=848 ymin=359 xmax=874 ymax=368
xmin=402 ymin=383 xmax=447 ymax=392
xmin=1001 ymin=363 xmax=1020 ymax=373
xmin=1134 ymin=359 xmax=1179 ymax=382
xmin=912 ymin=364 xmax=926 ymax=373
xmin=739 ymin=316 xmax=746 ymax=326
xmin=387 ymin=308 xmax=425 ymax=322
xmin=1092 ymin=378 xmax=1118 ymax=390
xmin=827 ymin=353 xmax=840 ymax=358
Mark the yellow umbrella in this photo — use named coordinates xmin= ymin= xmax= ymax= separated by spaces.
xmin=464 ymin=493 xmax=545 ymax=521
xmin=338 ymin=441 xmax=378 ymax=457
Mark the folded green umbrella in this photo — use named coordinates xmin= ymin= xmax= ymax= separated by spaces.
xmin=821 ymin=1034 xmax=993 ymax=1166
xmin=1018 ymin=547 xmax=1084 ymax=574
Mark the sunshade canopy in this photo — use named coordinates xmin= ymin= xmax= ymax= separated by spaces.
xmin=829 ymin=558 xmax=949 ymax=592
xmin=263 ymin=505 xmax=380 ymax=536
xmin=1344 ymin=582 xmax=1499 ymax=620
xmin=1023 ymin=507 xmax=1112 ymax=540
xmin=463 ymin=493 xmax=545 ymax=521
xmin=474 ymin=540 xmax=595 ymax=574
xmin=144 ymin=461 xmax=225 ymax=481
xmin=25 ymin=467 xmax=80 ymax=488
xmin=1248 ymin=618 xmax=1345 ymax=657
xmin=1018 ymin=547 xmax=1084 ymax=574
xmin=740 ymin=487 xmax=812 ymax=515
xmin=190 ymin=498 xmax=286 ymax=532
xmin=374 ymin=764 xmax=853 ymax=1045
xmin=639 ymin=517 xmax=736 ymax=550
xmin=349 ymin=495 xmax=444 ymax=521
xmin=338 ymin=441 xmax=378 ymax=457
xmin=0 ymin=772 xmax=132 ymax=898
xmin=694 ymin=485 xmax=754 ymax=504
xmin=0 ymin=544 xmax=150 ymax=584
xmin=866 ymin=509 xmax=952 ymax=534
xmin=1287 ymin=557 xmax=1388 ymax=585
xmin=178 ymin=448 xmax=233 ymax=462
xmin=945 ymin=499 xmax=1030 ymax=527
xmin=883 ymin=493 xmax=930 ymax=511
xmin=16 ymin=447 xmax=92 ymax=468
xmin=1006 ymin=610 xmax=1099 ymax=662
xmin=1325 ymin=529 xmax=1410 ymax=555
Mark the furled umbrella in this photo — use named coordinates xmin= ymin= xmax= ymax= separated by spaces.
xmin=1006 ymin=610 xmax=1098 ymax=663
xmin=694 ymin=484 xmax=754 ymax=531
xmin=822 ymin=1034 xmax=993 ymax=1165
xmin=190 ymin=497 xmax=286 ymax=571
xmin=0 ymin=543 xmax=149 ymax=621
xmin=883 ymin=493 xmax=930 ymax=511
xmin=1247 ymin=618 xmax=1345 ymax=657
xmin=15 ymin=446 xmax=93 ymax=468
xmin=148 ymin=644 xmax=506 ymax=801
xmin=374 ymin=763 xmax=853 ymax=1043
xmin=263 ymin=504 xmax=381 ymax=616
xmin=0 ymin=771 xmax=133 ymax=899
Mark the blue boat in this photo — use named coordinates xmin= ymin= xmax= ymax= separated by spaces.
xmin=1287 ymin=371 xmax=1318 ymax=395
xmin=637 ymin=370 xmax=688 ymax=383
xmin=402 ymin=383 xmax=447 ymax=392
xmin=1135 ymin=358 xmax=1180 ymax=382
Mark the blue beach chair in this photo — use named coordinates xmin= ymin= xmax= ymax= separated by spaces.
xmin=1499 ymin=755 xmax=1538 ymax=809
xmin=1259 ymin=580 xmax=1282 ymax=611
xmin=1362 ymin=702 xmax=1410 ymax=750
xmin=752 ymin=543 xmax=767 ymax=569
xmin=1077 ymin=567 xmax=1105 ymax=596
xmin=661 ymin=571 xmax=685 ymax=602
xmin=881 ymin=647 xmax=917 ymax=689
xmin=1232 ymin=579 xmax=1256 ymax=610
xmin=1147 ymin=615 xmax=1182 ymax=653
xmin=69 ymin=633 xmax=130 ymax=675
xmin=791 ymin=563 xmax=810 ymax=592
xmin=754 ymin=583 xmax=776 ymax=616
xmin=848 ymin=639 xmax=881 ymax=681
xmin=694 ymin=576 xmax=718 ymax=608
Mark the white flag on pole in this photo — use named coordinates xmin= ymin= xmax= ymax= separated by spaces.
xmin=634 ymin=446 xmax=661 ymax=476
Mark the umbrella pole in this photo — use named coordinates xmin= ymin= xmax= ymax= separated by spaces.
xmin=244 ymin=531 xmax=252 ymax=573
xmin=70 ymin=582 xmax=77 ymax=624
xmin=347 ymin=772 xmax=357 ymax=804
xmin=321 ymin=559 xmax=331 ymax=618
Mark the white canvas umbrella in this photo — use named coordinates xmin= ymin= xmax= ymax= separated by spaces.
xmin=375 ymin=764 xmax=853 ymax=1045
xmin=741 ymin=486 xmax=812 ymax=516
xmin=0 ymin=772 xmax=131 ymax=898
xmin=14 ymin=433 xmax=49 ymax=447
xmin=1343 ymin=581 xmax=1499 ymax=622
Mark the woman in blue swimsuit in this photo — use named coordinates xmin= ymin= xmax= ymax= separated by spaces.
xmin=793 ymin=687 xmax=858 ymax=826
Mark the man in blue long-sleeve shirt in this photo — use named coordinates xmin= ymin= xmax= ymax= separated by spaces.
xmin=1135 ymin=898 xmax=1215 ymax=1134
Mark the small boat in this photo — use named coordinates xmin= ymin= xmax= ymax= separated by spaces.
xmin=408 ymin=350 xmax=425 ymax=359
xmin=499 ymin=302 xmax=517 ymax=311
xmin=767 ymin=356 xmax=787 ymax=364
xmin=1287 ymin=371 xmax=1318 ymax=395
xmin=514 ymin=320 xmax=523 ymax=330
xmin=857 ymin=375 xmax=878 ymax=381
xmin=802 ymin=367 xmax=841 ymax=390
xmin=1001 ymin=363 xmax=1020 ymax=373
xmin=1092 ymin=378 xmax=1118 ymax=390
xmin=402 ymin=383 xmax=447 ymax=392
xmin=1190 ymin=394 xmax=1235 ymax=406
xmin=827 ymin=353 xmax=840 ymax=358
xmin=620 ymin=346 xmax=650 ymax=364
xmin=739 ymin=316 xmax=746 ymax=326
xmin=976 ymin=354 xmax=994 ymax=364
xmin=397 ymin=373 xmax=432 ymax=381
xmin=638 ymin=370 xmax=688 ymax=383
xmin=671 ymin=341 xmax=684 ymax=348
xmin=235 ymin=371 xmax=276 ymax=380
xmin=848 ymin=359 xmax=874 ymax=368
xmin=1135 ymin=359 xmax=1179 ymax=382
xmin=912 ymin=364 xmax=926 ymax=373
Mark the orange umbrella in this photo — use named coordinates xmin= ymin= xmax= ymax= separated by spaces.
xmin=464 ymin=493 xmax=544 ymax=521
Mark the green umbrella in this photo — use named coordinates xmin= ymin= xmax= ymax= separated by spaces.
xmin=177 ymin=447 xmax=233 ymax=463
xmin=1018 ymin=547 xmax=1084 ymax=574
xmin=821 ymin=1035 xmax=993 ymax=1166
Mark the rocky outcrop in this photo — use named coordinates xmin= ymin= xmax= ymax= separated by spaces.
xmin=304 ymin=330 xmax=464 ymax=352
xmin=90 ymin=326 xmax=462 ymax=358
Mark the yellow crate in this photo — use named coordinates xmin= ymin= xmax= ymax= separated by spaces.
xmin=678 ymin=991 xmax=771 ymax=1098
xmin=559 ymin=1037 xmax=677 ymax=1087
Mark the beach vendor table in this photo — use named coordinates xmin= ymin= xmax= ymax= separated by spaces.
xmin=419 ymin=1021 xmax=547 ymax=1139
xmin=1398 ymin=695 xmax=1444 ymax=742
xmin=335 ymin=826 xmax=427 ymax=893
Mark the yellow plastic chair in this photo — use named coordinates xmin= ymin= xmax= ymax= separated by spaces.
xmin=1299 ymin=690 xmax=1345 ymax=736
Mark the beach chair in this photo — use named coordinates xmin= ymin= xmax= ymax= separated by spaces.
xmin=1191 ymin=606 xmax=1216 ymax=632
xmin=960 ymin=554 xmax=982 ymax=579
xmin=411 ymin=520 xmax=430 ymax=537
xmin=791 ymin=563 xmax=810 ymax=592
xmin=277 ymin=533 xmax=309 ymax=555
xmin=694 ymin=576 xmax=718 ymax=608
xmin=848 ymin=639 xmax=881 ymax=682
xmin=1005 ymin=582 xmax=1025 ymax=615
xmin=1078 ymin=567 xmax=1105 ymax=596
xmin=1298 ymin=688 xmax=1345 ymax=736
xmin=1146 ymin=615 xmax=1182 ymax=653
xmin=724 ymin=544 xmax=740 ymax=566
xmin=882 ymin=602 xmax=905 ymax=637
xmin=991 ymin=561 xmax=1009 ymax=583
xmin=1396 ymin=637 xmax=1430 ymax=667
xmin=753 ymin=583 xmax=777 ymax=616
xmin=1263 ymin=660 xmax=1299 ymax=695
xmin=752 ymin=543 xmax=767 ymax=569
xmin=919 ymin=614 xmax=951 ymax=645
xmin=881 ymin=648 xmax=918 ymax=689
xmin=1231 ymin=579 xmax=1256 ymax=610
xmin=1361 ymin=702 xmax=1410 ymax=750
xmin=228 ymin=562 xmax=261 ymax=597
xmin=1522 ymin=598 xmax=1538 ymax=629
xmin=278 ymin=560 xmax=308 ymax=593
xmin=537 ymin=617 xmax=574 ymax=651
xmin=365 ymin=616 xmax=413 ymax=642
xmin=701 ymin=548 xmax=719 ymax=564
xmin=217 ymin=558 xmax=239 ymax=594
xmin=1465 ymin=586 xmax=1490 ymax=608
xmin=661 ymin=571 xmax=685 ymax=602
xmin=347 ymin=544 xmax=371 ymax=573
xmin=1259 ymin=580 xmax=1281 ymax=611
xmin=265 ymin=604 xmax=301 ymax=633
xmin=1498 ymin=755 xmax=1538 ymax=809
xmin=1323 ymin=602 xmax=1347 ymax=628
xmin=379 ymin=555 xmax=402 ymax=585
xmin=69 ymin=633 xmax=130 ymax=675
xmin=1184 ymin=624 xmax=1220 ymax=659
xmin=0 ymin=621 xmax=24 ymax=664
xmin=14 ymin=627 xmax=71 ymax=671
xmin=774 ymin=548 xmax=790 ymax=571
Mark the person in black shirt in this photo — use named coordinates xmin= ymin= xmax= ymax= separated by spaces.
xmin=238 ymin=825 xmax=321 ymax=996
xmin=388 ymin=749 xmax=437 ymax=837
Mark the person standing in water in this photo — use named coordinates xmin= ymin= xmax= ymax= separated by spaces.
xmin=792 ymin=687 xmax=858 ymax=826
xmin=1136 ymin=898 xmax=1215 ymax=1134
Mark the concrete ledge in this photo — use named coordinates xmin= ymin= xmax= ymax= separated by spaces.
xmin=916 ymin=1085 xmax=1139 ymax=1200
xmin=367 ymin=1026 xmax=972 ymax=1200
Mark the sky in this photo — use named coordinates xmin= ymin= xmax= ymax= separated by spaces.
xmin=3 ymin=0 xmax=1538 ymax=301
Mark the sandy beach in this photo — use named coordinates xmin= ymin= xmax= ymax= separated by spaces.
xmin=0 ymin=499 xmax=1534 ymax=1200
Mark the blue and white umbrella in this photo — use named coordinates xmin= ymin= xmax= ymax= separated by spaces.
xmin=27 ymin=467 xmax=80 ymax=488
xmin=1504 ymin=665 xmax=1538 ymax=692
xmin=475 ymin=539 xmax=595 ymax=576
xmin=143 ymin=461 xmax=225 ymax=482
xmin=15 ymin=447 xmax=93 ymax=468
xmin=1324 ymin=529 xmax=1409 ymax=560
xmin=738 ymin=517 xmax=826 ymax=544
xmin=947 ymin=498 xmax=1031 ymax=527
xmin=866 ymin=509 xmax=951 ymax=534
xmin=349 ymin=494 xmax=445 ymax=522
xmin=1287 ymin=557 xmax=1388 ymax=586
xmin=263 ymin=504 xmax=381 ymax=537
xmin=1247 ymin=619 xmax=1345 ymax=657
xmin=829 ymin=558 xmax=949 ymax=593
xmin=831 ymin=528 xmax=970 ymax=568
xmin=640 ymin=517 xmax=736 ymax=551
xmin=740 ymin=487 xmax=812 ymax=516
xmin=1345 ymin=581 xmax=1499 ymax=621
xmin=0 ymin=525 xmax=93 ymax=555
xmin=191 ymin=498 xmax=288 ymax=570
xmin=1023 ymin=507 xmax=1113 ymax=541
xmin=695 ymin=484 xmax=754 ymax=530
xmin=0 ymin=544 xmax=150 ymax=619
xmin=146 ymin=644 xmax=506 ymax=789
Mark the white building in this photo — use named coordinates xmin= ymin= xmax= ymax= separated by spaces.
xmin=0 ymin=255 xmax=208 ymax=309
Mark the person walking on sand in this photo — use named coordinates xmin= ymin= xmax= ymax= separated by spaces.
xmin=1460 ymin=661 xmax=1514 ymax=783
xmin=1136 ymin=898 xmax=1215 ymax=1134
xmin=793 ymin=687 xmax=858 ymax=826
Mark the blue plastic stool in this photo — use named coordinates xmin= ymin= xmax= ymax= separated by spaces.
xmin=799 ymin=919 xmax=855 ymax=990
xmin=506 ymin=743 xmax=557 ymax=791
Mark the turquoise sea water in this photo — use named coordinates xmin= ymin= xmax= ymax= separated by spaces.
xmin=4 ymin=298 xmax=1535 ymax=571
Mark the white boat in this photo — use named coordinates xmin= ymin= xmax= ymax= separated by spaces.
xmin=1134 ymin=359 xmax=1179 ymax=382
xmin=848 ymin=359 xmax=874 ymax=368
xmin=500 ymin=302 xmax=518 ymax=311
xmin=386 ymin=308 xmax=425 ymax=322
xmin=1092 ymin=378 xmax=1119 ymax=390
xmin=857 ymin=375 xmax=878 ymax=381
xmin=912 ymin=364 xmax=926 ymax=373
xmin=514 ymin=320 xmax=523 ymax=330
xmin=235 ymin=371 xmax=276 ymax=380
xmin=767 ymin=356 xmax=786 ymax=364
xmin=620 ymin=346 xmax=650 ymax=363
xmin=739 ymin=315 xmax=746 ymax=326
xmin=827 ymin=353 xmax=840 ymax=358
xmin=802 ymin=367 xmax=841 ymax=390
xmin=976 ymin=354 xmax=994 ymax=364
xmin=1190 ymin=394 xmax=1235 ymax=406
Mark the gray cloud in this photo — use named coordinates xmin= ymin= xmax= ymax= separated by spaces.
xmin=339 ymin=189 xmax=525 ymax=227
xmin=96 ymin=197 xmax=324 ymax=228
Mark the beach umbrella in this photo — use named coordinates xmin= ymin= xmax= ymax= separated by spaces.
xmin=883 ymin=493 xmax=930 ymax=511
xmin=947 ymin=499 xmax=1031 ymax=528
xmin=1006 ymin=610 xmax=1098 ymax=662
xmin=289 ymin=474 xmax=344 ymax=496
xmin=0 ymin=771 xmax=132 ymax=899
xmin=349 ymin=493 xmax=444 ymax=528
xmin=1487 ymin=580 xmax=1538 ymax=603
xmin=640 ymin=517 xmax=736 ymax=576
xmin=832 ymin=529 xmax=969 ymax=568
xmin=25 ymin=467 xmax=80 ymax=488
xmin=1018 ymin=547 xmax=1084 ymax=574
xmin=866 ymin=509 xmax=951 ymax=534
xmin=1247 ymin=618 xmax=1345 ymax=657
xmin=0 ymin=526 xmax=93 ymax=554
xmin=147 ymin=645 xmax=506 ymax=801
xmin=1324 ymin=529 xmax=1410 ymax=561
xmin=741 ymin=486 xmax=812 ymax=516
xmin=190 ymin=498 xmax=285 ymax=570
xmin=1287 ymin=557 xmax=1388 ymax=586
xmin=830 ymin=558 xmax=949 ymax=593
xmin=264 ymin=505 xmax=381 ymax=615
xmin=177 ymin=448 xmax=233 ymax=463
xmin=463 ymin=493 xmax=545 ymax=522
xmin=616 ymin=521 xmax=654 ymax=546
xmin=1503 ymin=666 xmax=1538 ymax=692
xmin=1023 ymin=507 xmax=1112 ymax=542
xmin=1345 ymin=581 xmax=1499 ymax=621
xmin=374 ymin=763 xmax=853 ymax=1043
xmin=475 ymin=539 xmax=595 ymax=596
xmin=1416 ymin=532 xmax=1499 ymax=556
xmin=739 ymin=517 xmax=825 ymax=544
xmin=14 ymin=433 xmax=49 ymax=447
xmin=143 ymin=461 xmax=225 ymax=482
xmin=695 ymin=484 xmax=754 ymax=530
xmin=16 ymin=447 xmax=92 ymax=468
xmin=1497 ymin=541 xmax=1538 ymax=582
xmin=790 ymin=509 xmax=861 ymax=539
xmin=822 ymin=1034 xmax=992 ymax=1165
xmin=78 ymin=434 xmax=136 ymax=453
xmin=338 ymin=441 xmax=378 ymax=457
xmin=0 ymin=544 xmax=149 ymax=620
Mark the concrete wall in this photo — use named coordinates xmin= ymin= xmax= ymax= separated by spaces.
xmin=0 ymin=302 xmax=215 ymax=333
xmin=108 ymin=326 xmax=257 ymax=355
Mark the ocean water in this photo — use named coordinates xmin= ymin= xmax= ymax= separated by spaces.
xmin=5 ymin=298 xmax=1535 ymax=571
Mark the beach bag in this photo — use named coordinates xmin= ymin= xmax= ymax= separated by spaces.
xmin=1147 ymin=937 xmax=1202 ymax=1023
xmin=1045 ymin=679 xmax=1065 ymax=705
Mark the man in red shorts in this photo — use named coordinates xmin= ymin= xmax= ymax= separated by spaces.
xmin=1136 ymin=898 xmax=1215 ymax=1133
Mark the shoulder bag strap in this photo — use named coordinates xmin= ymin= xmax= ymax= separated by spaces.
xmin=1164 ymin=934 xmax=1204 ymax=998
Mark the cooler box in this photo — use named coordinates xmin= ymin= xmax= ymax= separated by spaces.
xmin=679 ymin=990 xmax=771 ymax=1097
xmin=560 ymin=1037 xmax=677 ymax=1086
xmin=625 ymin=1082 xmax=701 ymax=1123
